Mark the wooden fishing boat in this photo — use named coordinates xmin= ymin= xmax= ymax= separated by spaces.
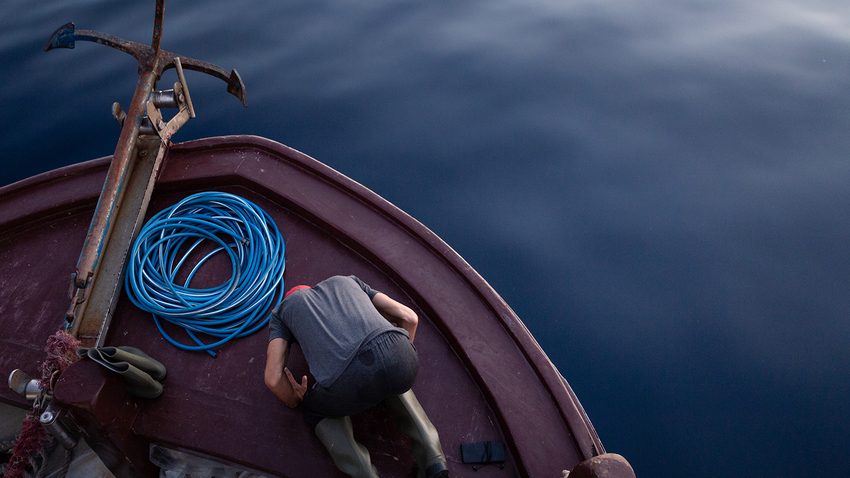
xmin=0 ymin=3 xmax=634 ymax=477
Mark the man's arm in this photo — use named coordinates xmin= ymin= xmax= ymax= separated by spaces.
xmin=372 ymin=292 xmax=419 ymax=342
xmin=264 ymin=338 xmax=308 ymax=408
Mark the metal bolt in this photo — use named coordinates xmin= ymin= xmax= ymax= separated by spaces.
xmin=40 ymin=411 xmax=55 ymax=424
xmin=139 ymin=150 xmax=148 ymax=157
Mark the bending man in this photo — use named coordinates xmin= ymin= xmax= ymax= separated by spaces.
xmin=265 ymin=275 xmax=449 ymax=478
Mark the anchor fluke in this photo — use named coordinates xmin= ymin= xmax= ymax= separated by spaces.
xmin=44 ymin=22 xmax=76 ymax=51
xmin=228 ymin=69 xmax=248 ymax=107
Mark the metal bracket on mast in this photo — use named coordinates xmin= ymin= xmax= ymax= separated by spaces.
xmin=48 ymin=0 xmax=247 ymax=346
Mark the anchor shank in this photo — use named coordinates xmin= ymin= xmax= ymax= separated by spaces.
xmin=68 ymin=69 xmax=164 ymax=345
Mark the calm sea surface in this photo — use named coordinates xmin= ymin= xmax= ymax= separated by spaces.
xmin=3 ymin=1 xmax=850 ymax=476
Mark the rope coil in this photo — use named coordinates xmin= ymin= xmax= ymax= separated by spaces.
xmin=125 ymin=192 xmax=285 ymax=356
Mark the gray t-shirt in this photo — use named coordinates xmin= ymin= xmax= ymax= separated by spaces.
xmin=269 ymin=275 xmax=408 ymax=387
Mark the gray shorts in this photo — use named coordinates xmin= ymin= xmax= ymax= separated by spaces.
xmin=302 ymin=331 xmax=418 ymax=430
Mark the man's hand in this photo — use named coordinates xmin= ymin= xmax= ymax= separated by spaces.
xmin=265 ymin=338 xmax=309 ymax=408
xmin=284 ymin=367 xmax=308 ymax=407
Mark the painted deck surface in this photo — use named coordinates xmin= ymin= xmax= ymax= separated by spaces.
xmin=0 ymin=136 xmax=600 ymax=477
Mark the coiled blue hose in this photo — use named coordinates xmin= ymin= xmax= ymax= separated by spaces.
xmin=125 ymin=192 xmax=285 ymax=356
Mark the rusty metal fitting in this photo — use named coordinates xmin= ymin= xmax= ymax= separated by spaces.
xmin=8 ymin=369 xmax=41 ymax=401
xmin=151 ymin=89 xmax=178 ymax=109
xmin=40 ymin=404 xmax=80 ymax=450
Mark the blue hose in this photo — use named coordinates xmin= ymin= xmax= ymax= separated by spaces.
xmin=125 ymin=192 xmax=285 ymax=356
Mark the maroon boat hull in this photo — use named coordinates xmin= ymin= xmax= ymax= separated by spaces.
xmin=0 ymin=136 xmax=625 ymax=477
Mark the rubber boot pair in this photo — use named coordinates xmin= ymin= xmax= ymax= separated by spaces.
xmin=313 ymin=391 xmax=448 ymax=478
xmin=77 ymin=346 xmax=167 ymax=399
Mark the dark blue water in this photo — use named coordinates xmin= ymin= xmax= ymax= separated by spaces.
xmin=3 ymin=1 xmax=850 ymax=476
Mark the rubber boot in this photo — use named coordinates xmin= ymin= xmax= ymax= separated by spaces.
xmin=314 ymin=416 xmax=379 ymax=478
xmin=98 ymin=346 xmax=167 ymax=381
xmin=383 ymin=391 xmax=449 ymax=478
xmin=85 ymin=349 xmax=163 ymax=399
